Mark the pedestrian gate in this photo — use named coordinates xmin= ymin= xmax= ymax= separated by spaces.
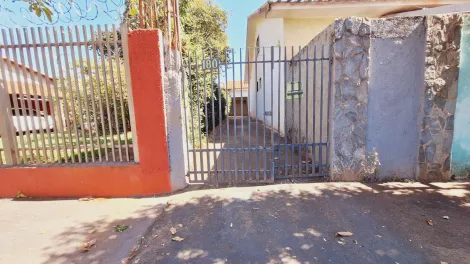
xmin=182 ymin=46 xmax=331 ymax=184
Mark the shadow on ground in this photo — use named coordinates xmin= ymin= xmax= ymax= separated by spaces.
xmin=131 ymin=182 xmax=470 ymax=264
xmin=3 ymin=182 xmax=469 ymax=264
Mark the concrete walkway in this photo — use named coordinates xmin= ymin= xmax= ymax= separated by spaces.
xmin=1 ymin=182 xmax=469 ymax=264
xmin=189 ymin=117 xmax=314 ymax=183
xmin=133 ymin=182 xmax=470 ymax=264
xmin=0 ymin=196 xmax=169 ymax=264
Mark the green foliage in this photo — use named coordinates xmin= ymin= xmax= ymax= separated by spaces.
xmin=24 ymin=0 xmax=54 ymax=22
xmin=126 ymin=0 xmax=230 ymax=146
xmin=64 ymin=58 xmax=130 ymax=137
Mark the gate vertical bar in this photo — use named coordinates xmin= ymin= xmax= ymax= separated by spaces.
xmin=182 ymin=52 xmax=190 ymax=178
xmin=231 ymin=48 xmax=238 ymax=183
xmin=297 ymin=46 xmax=302 ymax=177
xmin=209 ymin=51 xmax=217 ymax=182
xmin=277 ymin=46 xmax=281 ymax=175
xmin=217 ymin=50 xmax=223 ymax=182
xmin=319 ymin=45 xmax=325 ymax=175
xmin=195 ymin=52 xmax=203 ymax=182
xmin=283 ymin=46 xmax=288 ymax=178
xmin=187 ymin=53 xmax=198 ymax=182
xmin=313 ymin=46 xmax=317 ymax=175
xmin=326 ymin=45 xmax=332 ymax=177
xmin=305 ymin=46 xmax=310 ymax=175
xmin=202 ymin=51 xmax=211 ymax=183
xmin=270 ymin=46 xmax=274 ymax=182
xmin=290 ymin=46 xmax=294 ymax=176
xmin=255 ymin=47 xmax=259 ymax=181
xmin=262 ymin=47 xmax=266 ymax=182
xmin=224 ymin=49 xmax=230 ymax=182
xmin=239 ymin=48 xmax=245 ymax=181
xmin=247 ymin=47 xmax=252 ymax=180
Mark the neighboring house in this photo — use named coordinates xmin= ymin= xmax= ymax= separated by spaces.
xmin=0 ymin=58 xmax=58 ymax=133
xmin=244 ymin=0 xmax=468 ymax=134
xmin=221 ymin=80 xmax=249 ymax=117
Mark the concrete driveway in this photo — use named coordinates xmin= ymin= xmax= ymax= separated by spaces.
xmin=133 ymin=182 xmax=470 ymax=264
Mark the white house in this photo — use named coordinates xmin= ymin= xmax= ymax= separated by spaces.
xmin=0 ymin=58 xmax=59 ymax=133
xmin=244 ymin=0 xmax=468 ymax=135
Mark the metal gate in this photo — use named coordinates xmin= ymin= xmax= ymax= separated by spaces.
xmin=182 ymin=45 xmax=331 ymax=184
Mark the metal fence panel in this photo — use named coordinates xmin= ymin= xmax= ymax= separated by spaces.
xmin=0 ymin=25 xmax=135 ymax=166
xmin=184 ymin=45 xmax=331 ymax=184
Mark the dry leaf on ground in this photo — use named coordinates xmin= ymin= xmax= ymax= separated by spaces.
xmin=425 ymin=218 xmax=434 ymax=226
xmin=16 ymin=191 xmax=26 ymax=199
xmin=335 ymin=232 xmax=353 ymax=237
xmin=337 ymin=240 xmax=345 ymax=245
xmin=178 ymin=224 xmax=183 ymax=228
xmin=442 ymin=216 xmax=449 ymax=220
xmin=172 ymin=236 xmax=185 ymax=242
xmin=79 ymin=239 xmax=97 ymax=252
xmin=170 ymin=227 xmax=177 ymax=235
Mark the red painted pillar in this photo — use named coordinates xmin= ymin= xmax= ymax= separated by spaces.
xmin=128 ymin=29 xmax=172 ymax=192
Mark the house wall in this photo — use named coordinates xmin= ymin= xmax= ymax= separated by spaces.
xmin=284 ymin=18 xmax=336 ymax=59
xmin=249 ymin=18 xmax=285 ymax=132
xmin=285 ymin=23 xmax=333 ymax=166
xmin=367 ymin=17 xmax=426 ymax=179
xmin=451 ymin=16 xmax=470 ymax=178
xmin=0 ymin=60 xmax=52 ymax=98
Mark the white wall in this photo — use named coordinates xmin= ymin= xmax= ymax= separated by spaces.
xmin=249 ymin=18 xmax=286 ymax=134
xmin=284 ymin=18 xmax=336 ymax=59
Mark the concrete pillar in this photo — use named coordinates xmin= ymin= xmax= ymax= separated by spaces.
xmin=330 ymin=18 xmax=371 ymax=181
xmin=163 ymin=49 xmax=187 ymax=191
xmin=418 ymin=15 xmax=462 ymax=181
xmin=127 ymin=29 xmax=172 ymax=191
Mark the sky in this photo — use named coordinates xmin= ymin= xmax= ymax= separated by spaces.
xmin=0 ymin=0 xmax=266 ymax=79
xmin=214 ymin=0 xmax=266 ymax=48
xmin=0 ymin=0 xmax=266 ymax=48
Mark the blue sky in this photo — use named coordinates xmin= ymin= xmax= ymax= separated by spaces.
xmin=214 ymin=0 xmax=265 ymax=48
xmin=1 ymin=0 xmax=265 ymax=49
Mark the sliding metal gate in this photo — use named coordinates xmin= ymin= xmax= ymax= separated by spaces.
xmin=183 ymin=45 xmax=331 ymax=184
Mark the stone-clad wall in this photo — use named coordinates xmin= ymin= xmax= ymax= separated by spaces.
xmin=418 ymin=15 xmax=462 ymax=181
xmin=331 ymin=18 xmax=371 ymax=181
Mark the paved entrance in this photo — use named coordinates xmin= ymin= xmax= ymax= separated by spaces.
xmin=131 ymin=182 xmax=470 ymax=264
xmin=189 ymin=117 xmax=307 ymax=184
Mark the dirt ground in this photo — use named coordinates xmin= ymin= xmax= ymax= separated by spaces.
xmin=133 ymin=182 xmax=470 ymax=264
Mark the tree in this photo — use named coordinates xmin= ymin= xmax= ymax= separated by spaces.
xmin=127 ymin=0 xmax=230 ymax=146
